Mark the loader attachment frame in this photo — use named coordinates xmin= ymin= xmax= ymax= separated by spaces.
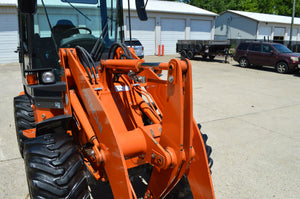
xmin=59 ymin=47 xmax=215 ymax=199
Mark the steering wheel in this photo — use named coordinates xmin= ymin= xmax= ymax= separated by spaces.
xmin=61 ymin=27 xmax=92 ymax=37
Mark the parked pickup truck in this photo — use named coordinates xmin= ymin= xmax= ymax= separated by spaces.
xmin=176 ymin=40 xmax=231 ymax=60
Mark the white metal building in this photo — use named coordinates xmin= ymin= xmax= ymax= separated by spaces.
xmin=0 ymin=0 xmax=18 ymax=64
xmin=215 ymin=10 xmax=300 ymax=43
xmin=123 ymin=0 xmax=217 ymax=55
xmin=0 ymin=0 xmax=217 ymax=63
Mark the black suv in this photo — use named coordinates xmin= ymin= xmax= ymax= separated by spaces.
xmin=234 ymin=41 xmax=300 ymax=73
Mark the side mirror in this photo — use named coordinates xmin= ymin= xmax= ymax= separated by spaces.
xmin=270 ymin=50 xmax=274 ymax=54
xmin=18 ymin=0 xmax=37 ymax=14
xmin=135 ymin=0 xmax=148 ymax=21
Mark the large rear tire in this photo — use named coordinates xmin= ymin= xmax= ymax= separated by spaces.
xmin=14 ymin=95 xmax=35 ymax=157
xmin=24 ymin=132 xmax=90 ymax=199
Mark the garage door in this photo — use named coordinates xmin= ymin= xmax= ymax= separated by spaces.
xmin=190 ymin=20 xmax=211 ymax=40
xmin=0 ymin=13 xmax=18 ymax=64
xmin=257 ymin=26 xmax=271 ymax=40
xmin=274 ymin=27 xmax=285 ymax=43
xmin=161 ymin=18 xmax=185 ymax=55
xmin=274 ymin=27 xmax=285 ymax=37
xmin=287 ymin=28 xmax=298 ymax=41
xmin=126 ymin=17 xmax=155 ymax=55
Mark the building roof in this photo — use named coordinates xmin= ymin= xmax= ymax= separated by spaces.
xmin=0 ymin=0 xmax=217 ymax=17
xmin=124 ymin=0 xmax=217 ymax=16
xmin=0 ymin=0 xmax=17 ymax=6
xmin=226 ymin=10 xmax=300 ymax=25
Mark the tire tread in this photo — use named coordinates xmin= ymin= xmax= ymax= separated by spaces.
xmin=14 ymin=95 xmax=36 ymax=157
xmin=24 ymin=133 xmax=90 ymax=199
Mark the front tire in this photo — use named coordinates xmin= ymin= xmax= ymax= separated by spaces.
xmin=14 ymin=95 xmax=35 ymax=157
xmin=198 ymin=123 xmax=213 ymax=169
xmin=24 ymin=132 xmax=90 ymax=199
xmin=276 ymin=62 xmax=289 ymax=73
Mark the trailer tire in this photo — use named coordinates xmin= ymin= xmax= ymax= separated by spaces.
xmin=202 ymin=54 xmax=208 ymax=60
xmin=196 ymin=43 xmax=202 ymax=52
xmin=209 ymin=55 xmax=215 ymax=61
xmin=14 ymin=95 xmax=35 ymax=158
xmin=180 ymin=50 xmax=187 ymax=58
xmin=186 ymin=51 xmax=194 ymax=60
xmin=24 ymin=132 xmax=90 ymax=199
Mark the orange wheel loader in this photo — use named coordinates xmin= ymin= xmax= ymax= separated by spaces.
xmin=14 ymin=0 xmax=214 ymax=198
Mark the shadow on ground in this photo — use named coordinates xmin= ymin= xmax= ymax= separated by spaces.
xmin=232 ymin=64 xmax=300 ymax=76
xmin=174 ymin=55 xmax=230 ymax=64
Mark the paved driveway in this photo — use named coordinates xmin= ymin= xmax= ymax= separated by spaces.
xmin=0 ymin=56 xmax=299 ymax=198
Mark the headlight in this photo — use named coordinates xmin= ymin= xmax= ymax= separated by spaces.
xmin=41 ymin=71 xmax=55 ymax=84
xmin=290 ymin=57 xmax=299 ymax=62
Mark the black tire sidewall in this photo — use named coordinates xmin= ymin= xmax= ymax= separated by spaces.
xmin=187 ymin=51 xmax=194 ymax=60
xmin=180 ymin=50 xmax=187 ymax=58
xmin=209 ymin=56 xmax=215 ymax=61
xmin=24 ymin=133 xmax=90 ymax=199
xmin=14 ymin=95 xmax=35 ymax=157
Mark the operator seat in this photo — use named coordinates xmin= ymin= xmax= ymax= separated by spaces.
xmin=52 ymin=20 xmax=79 ymax=45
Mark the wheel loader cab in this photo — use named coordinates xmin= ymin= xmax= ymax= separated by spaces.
xmin=18 ymin=0 xmax=124 ymax=109
xmin=52 ymin=19 xmax=80 ymax=46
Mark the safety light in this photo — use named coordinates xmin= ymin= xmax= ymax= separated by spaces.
xmin=41 ymin=71 xmax=55 ymax=84
xmin=26 ymin=74 xmax=38 ymax=85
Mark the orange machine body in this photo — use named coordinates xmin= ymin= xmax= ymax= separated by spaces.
xmin=24 ymin=47 xmax=215 ymax=199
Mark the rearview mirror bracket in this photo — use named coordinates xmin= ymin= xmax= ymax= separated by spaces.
xmin=135 ymin=0 xmax=148 ymax=21
xmin=18 ymin=0 xmax=37 ymax=14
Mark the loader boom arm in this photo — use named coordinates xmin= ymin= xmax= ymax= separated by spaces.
xmin=59 ymin=47 xmax=215 ymax=199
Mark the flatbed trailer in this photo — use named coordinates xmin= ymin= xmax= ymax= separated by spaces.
xmin=176 ymin=40 xmax=231 ymax=60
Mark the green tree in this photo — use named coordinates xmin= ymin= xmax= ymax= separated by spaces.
xmin=180 ymin=0 xmax=300 ymax=17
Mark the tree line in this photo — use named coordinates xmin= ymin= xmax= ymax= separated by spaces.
xmin=176 ymin=0 xmax=300 ymax=17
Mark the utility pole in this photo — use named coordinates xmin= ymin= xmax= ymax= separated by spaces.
xmin=289 ymin=0 xmax=296 ymax=49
